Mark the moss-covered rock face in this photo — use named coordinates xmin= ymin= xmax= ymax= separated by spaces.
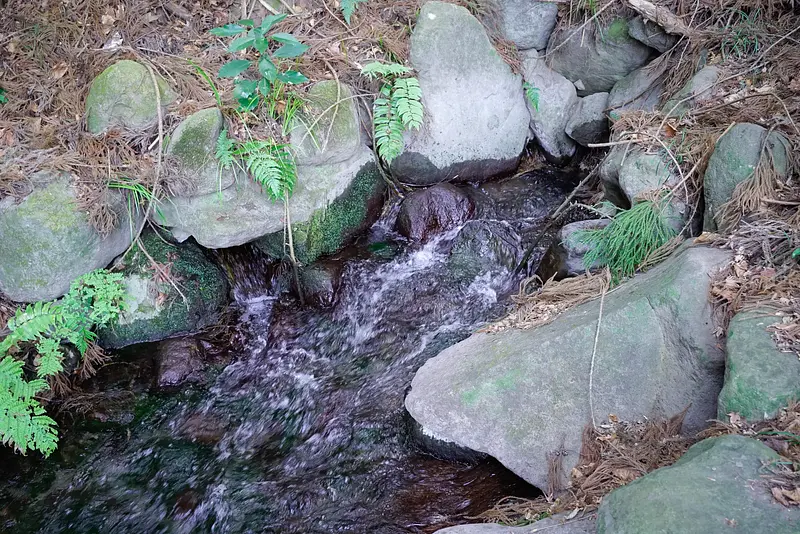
xmin=166 ymin=108 xmax=234 ymax=197
xmin=86 ymin=60 xmax=176 ymax=135
xmin=597 ymin=435 xmax=800 ymax=533
xmin=0 ymin=172 xmax=138 ymax=302
xmin=717 ymin=309 xmax=800 ymax=422
xmin=703 ymin=123 xmax=789 ymax=231
xmin=99 ymin=231 xmax=228 ymax=349
xmin=156 ymin=80 xmax=384 ymax=257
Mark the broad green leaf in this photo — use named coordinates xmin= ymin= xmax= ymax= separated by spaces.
xmin=219 ymin=59 xmax=252 ymax=78
xmin=258 ymin=56 xmax=278 ymax=82
xmin=273 ymin=41 xmax=309 ymax=59
xmin=228 ymin=35 xmax=255 ymax=52
xmin=210 ymin=23 xmax=246 ymax=37
xmin=278 ymin=70 xmax=308 ymax=85
xmin=260 ymin=14 xmax=287 ymax=33
xmin=253 ymin=37 xmax=270 ymax=54
xmin=235 ymin=79 xmax=259 ymax=111
xmin=270 ymin=33 xmax=302 ymax=45
xmin=237 ymin=18 xmax=255 ymax=27
xmin=257 ymin=77 xmax=272 ymax=96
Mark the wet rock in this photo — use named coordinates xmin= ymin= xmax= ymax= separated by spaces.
xmin=538 ymin=219 xmax=610 ymax=280
xmin=396 ymin=184 xmax=475 ymax=243
xmin=521 ymin=49 xmax=578 ymax=164
xmin=547 ymin=19 xmax=655 ymax=95
xmin=607 ymin=64 xmax=665 ymax=119
xmin=497 ymin=0 xmax=558 ymax=51
xmin=390 ymin=2 xmax=529 ymax=185
xmin=406 ymin=245 xmax=730 ymax=490
xmin=436 ymin=512 xmax=596 ymax=533
xmin=597 ymin=435 xmax=800 ymax=533
xmin=178 ymin=412 xmax=228 ymax=444
xmin=158 ymin=81 xmax=385 ymax=260
xmin=717 ymin=309 xmax=800 ymax=422
xmin=0 ymin=172 xmax=139 ymax=302
xmin=155 ymin=337 xmax=206 ymax=389
xmin=85 ymin=60 xmax=176 ymax=134
xmin=296 ymin=260 xmax=344 ymax=308
xmin=627 ymin=16 xmax=678 ymax=53
xmin=99 ymin=230 xmax=228 ymax=348
xmin=166 ymin=107 xmax=235 ymax=197
xmin=447 ymin=220 xmax=523 ymax=280
xmin=662 ymin=66 xmax=720 ymax=117
xmin=703 ymin=123 xmax=788 ymax=231
xmin=566 ymin=92 xmax=609 ymax=147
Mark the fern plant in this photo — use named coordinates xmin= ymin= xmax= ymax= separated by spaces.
xmin=570 ymin=200 xmax=677 ymax=284
xmin=0 ymin=270 xmax=127 ymax=456
xmin=341 ymin=0 xmax=369 ymax=24
xmin=523 ymin=82 xmax=540 ymax=112
xmin=360 ymin=61 xmax=424 ymax=165
xmin=216 ymin=131 xmax=297 ymax=202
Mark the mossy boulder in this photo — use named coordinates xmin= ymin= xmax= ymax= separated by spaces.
xmin=0 ymin=172 xmax=138 ymax=302
xmin=166 ymin=107 xmax=234 ymax=197
xmin=547 ymin=19 xmax=655 ymax=95
xmin=156 ymin=81 xmax=384 ymax=257
xmin=597 ymin=435 xmax=800 ymax=533
xmin=86 ymin=60 xmax=176 ymax=134
xmin=99 ymin=231 xmax=228 ymax=348
xmin=703 ymin=123 xmax=789 ymax=231
xmin=717 ymin=309 xmax=800 ymax=422
xmin=405 ymin=245 xmax=730 ymax=490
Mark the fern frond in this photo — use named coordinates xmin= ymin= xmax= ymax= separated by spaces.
xmin=523 ymin=82 xmax=540 ymax=112
xmin=373 ymin=84 xmax=405 ymax=165
xmin=34 ymin=338 xmax=63 ymax=378
xmin=216 ymin=129 xmax=236 ymax=170
xmin=0 ymin=356 xmax=57 ymax=456
xmin=237 ymin=140 xmax=297 ymax=201
xmin=360 ymin=61 xmax=412 ymax=80
xmin=392 ymin=77 xmax=423 ymax=131
xmin=341 ymin=0 xmax=369 ymax=24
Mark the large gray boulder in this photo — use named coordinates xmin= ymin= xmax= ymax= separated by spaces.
xmin=437 ymin=512 xmax=596 ymax=533
xmin=85 ymin=60 xmax=176 ymax=135
xmin=662 ymin=66 xmax=720 ymax=117
xmin=566 ymin=92 xmax=609 ymax=146
xmin=521 ymin=50 xmax=578 ymax=163
xmin=390 ymin=2 xmax=529 ymax=185
xmin=597 ymin=435 xmax=800 ymax=533
xmin=717 ymin=309 xmax=800 ymax=422
xmin=497 ymin=0 xmax=559 ymax=51
xmin=547 ymin=19 xmax=655 ymax=95
xmin=157 ymin=81 xmax=384 ymax=262
xmin=0 ymin=172 xmax=138 ymax=302
xmin=405 ymin=245 xmax=730 ymax=490
xmin=607 ymin=65 xmax=665 ymax=119
xmin=703 ymin=123 xmax=789 ymax=231
xmin=627 ymin=16 xmax=678 ymax=53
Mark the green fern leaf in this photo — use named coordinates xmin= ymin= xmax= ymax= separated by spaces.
xmin=0 ymin=356 xmax=57 ymax=456
xmin=392 ymin=78 xmax=424 ymax=131
xmin=35 ymin=338 xmax=63 ymax=378
xmin=523 ymin=82 xmax=540 ymax=112
xmin=237 ymin=140 xmax=297 ymax=201
xmin=373 ymin=85 xmax=405 ymax=165
xmin=216 ymin=129 xmax=236 ymax=170
xmin=341 ymin=0 xmax=369 ymax=24
xmin=360 ymin=61 xmax=411 ymax=80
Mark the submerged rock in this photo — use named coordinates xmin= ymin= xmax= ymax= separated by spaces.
xmin=85 ymin=60 xmax=176 ymax=134
xmin=0 ymin=172 xmax=138 ymax=302
xmin=396 ymin=184 xmax=475 ymax=243
xmin=391 ymin=2 xmax=529 ymax=185
xmin=717 ymin=309 xmax=800 ymax=422
xmin=405 ymin=245 xmax=729 ymax=490
xmin=566 ymin=92 xmax=609 ymax=147
xmin=496 ymin=0 xmax=558 ymax=51
xmin=447 ymin=220 xmax=522 ymax=280
xmin=547 ymin=19 xmax=655 ymax=95
xmin=157 ymin=81 xmax=384 ymax=260
xmin=296 ymin=260 xmax=344 ymax=308
xmin=597 ymin=435 xmax=800 ymax=533
xmin=703 ymin=123 xmax=789 ymax=231
xmin=521 ymin=50 xmax=578 ymax=163
xmin=99 ymin=231 xmax=228 ymax=348
xmin=155 ymin=337 xmax=207 ymax=390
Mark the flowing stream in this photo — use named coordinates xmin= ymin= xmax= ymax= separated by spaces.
xmin=0 ymin=170 xmax=577 ymax=533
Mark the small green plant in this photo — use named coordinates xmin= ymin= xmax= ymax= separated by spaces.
xmin=341 ymin=0 xmax=369 ymax=24
xmin=571 ymin=200 xmax=677 ymax=284
xmin=721 ymin=9 xmax=761 ymax=60
xmin=108 ymin=177 xmax=166 ymax=227
xmin=361 ymin=61 xmax=424 ymax=165
xmin=0 ymin=270 xmax=127 ymax=456
xmin=523 ymin=82 xmax=540 ymax=112
xmin=0 ymin=87 xmax=7 ymax=105
xmin=211 ymin=15 xmax=309 ymax=112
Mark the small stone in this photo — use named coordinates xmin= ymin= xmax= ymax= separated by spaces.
xmin=296 ymin=260 xmax=344 ymax=308
xmin=628 ymin=16 xmax=678 ymax=53
xmin=607 ymin=65 xmax=665 ymax=119
xmin=538 ymin=219 xmax=611 ymax=280
xmin=155 ymin=337 xmax=206 ymax=390
xmin=496 ymin=0 xmax=558 ymax=51
xmin=566 ymin=92 xmax=609 ymax=146
xmin=395 ymin=184 xmax=475 ymax=243
xmin=662 ymin=66 xmax=720 ymax=117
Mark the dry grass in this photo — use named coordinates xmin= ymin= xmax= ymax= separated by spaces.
xmin=475 ymin=402 xmax=800 ymax=526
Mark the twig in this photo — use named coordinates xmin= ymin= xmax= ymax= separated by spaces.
xmin=589 ymin=272 xmax=609 ymax=429
xmin=625 ymin=0 xmax=694 ymax=36
xmin=135 ymin=238 xmax=189 ymax=308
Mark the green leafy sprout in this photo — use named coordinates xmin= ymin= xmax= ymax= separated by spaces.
xmin=360 ymin=61 xmax=424 ymax=165
xmin=570 ymin=199 xmax=677 ymax=284
xmin=0 ymin=270 xmax=127 ymax=456
xmin=211 ymin=15 xmax=309 ymax=112
xmin=523 ymin=82 xmax=540 ymax=112
xmin=341 ymin=0 xmax=369 ymax=24
xmin=0 ymin=87 xmax=7 ymax=105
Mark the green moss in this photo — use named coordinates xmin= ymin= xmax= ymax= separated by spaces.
xmin=257 ymin=162 xmax=385 ymax=264
xmin=606 ymin=18 xmax=630 ymax=43
xmin=168 ymin=108 xmax=220 ymax=170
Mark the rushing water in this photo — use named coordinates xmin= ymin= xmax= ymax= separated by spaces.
xmin=0 ymin=170 xmax=576 ymax=533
